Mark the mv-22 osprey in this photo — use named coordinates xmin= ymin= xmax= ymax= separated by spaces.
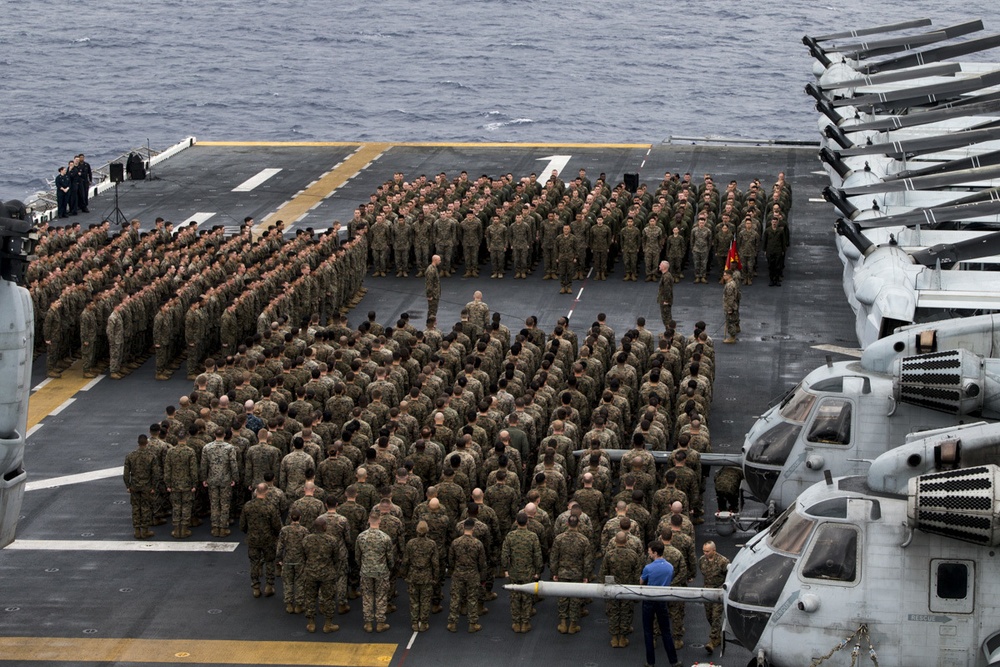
xmin=513 ymin=421 xmax=1000 ymax=666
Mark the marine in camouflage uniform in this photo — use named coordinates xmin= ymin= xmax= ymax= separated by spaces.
xmin=459 ymin=213 xmax=482 ymax=277
xmin=200 ymin=432 xmax=240 ymax=536
xmin=163 ymin=438 xmax=199 ymax=538
xmin=641 ymin=218 xmax=663 ymax=282
xmin=599 ymin=532 xmax=643 ymax=647
xmin=425 ymin=256 xmax=441 ymax=321
xmin=502 ymin=513 xmax=543 ymax=632
xmin=509 ymin=216 xmax=532 ymax=279
xmin=448 ymin=518 xmax=488 ymax=632
xmin=240 ymin=483 xmax=283 ymax=597
xmin=402 ymin=521 xmax=440 ymax=632
xmin=392 ymin=217 xmax=413 ymax=277
xmin=657 ymin=261 xmax=673 ymax=331
xmin=485 ymin=217 xmax=508 ymax=278
xmin=277 ymin=513 xmax=310 ymax=613
xmin=79 ymin=302 xmax=99 ymax=378
xmin=713 ymin=222 xmax=734 ymax=283
xmin=619 ymin=218 xmax=641 ymax=281
xmin=302 ymin=516 xmax=347 ymax=633
xmin=123 ymin=436 xmax=159 ymax=539
xmin=723 ymin=270 xmax=740 ymax=343
xmin=550 ymin=515 xmax=593 ymax=633
xmin=588 ymin=218 xmax=612 ymax=280
xmin=690 ymin=218 xmax=712 ymax=283
xmin=107 ymin=306 xmax=125 ymax=379
xmin=554 ymin=225 xmax=576 ymax=295
xmin=370 ymin=216 xmax=391 ymax=277
xmin=356 ymin=514 xmax=395 ymax=631
xmin=737 ymin=218 xmax=760 ymax=285
xmin=699 ymin=541 xmax=730 ymax=653
xmin=412 ymin=214 xmax=433 ymax=276
xmin=662 ymin=531 xmax=688 ymax=649
xmin=540 ymin=213 xmax=561 ymax=279
xmin=665 ymin=226 xmax=687 ymax=282
xmin=714 ymin=466 xmax=743 ymax=512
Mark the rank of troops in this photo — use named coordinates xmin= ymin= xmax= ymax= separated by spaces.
xmin=30 ymin=217 xmax=368 ymax=381
xmin=354 ymin=167 xmax=791 ymax=293
xmin=123 ymin=297 xmax=743 ymax=657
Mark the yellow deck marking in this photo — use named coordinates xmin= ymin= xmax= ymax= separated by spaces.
xmin=0 ymin=637 xmax=396 ymax=666
xmin=199 ymin=140 xmax=652 ymax=149
xmin=27 ymin=361 xmax=90 ymax=429
xmin=253 ymin=143 xmax=389 ymax=236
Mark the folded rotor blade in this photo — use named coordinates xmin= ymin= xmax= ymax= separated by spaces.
xmin=846 ymin=97 xmax=1000 ymax=132
xmin=837 ymin=126 xmax=1000 ymax=158
xmin=810 ymin=19 xmax=932 ymax=43
xmin=881 ymin=149 xmax=1000 ymax=181
xmin=909 ymin=229 xmax=1000 ymax=267
xmin=842 ymin=163 xmax=1000 ymax=195
xmin=820 ymin=62 xmax=961 ymax=91
xmin=833 ymin=70 xmax=1000 ymax=108
xmin=857 ymin=197 xmax=1000 ymax=229
xmin=865 ymin=33 xmax=1000 ymax=74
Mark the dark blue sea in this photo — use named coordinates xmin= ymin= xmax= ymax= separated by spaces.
xmin=2 ymin=0 xmax=994 ymax=201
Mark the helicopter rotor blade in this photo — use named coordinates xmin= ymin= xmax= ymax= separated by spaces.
xmin=841 ymin=163 xmax=1000 ymax=196
xmin=909 ymin=229 xmax=1000 ymax=268
xmin=856 ymin=196 xmax=1000 ymax=230
xmin=810 ymin=19 xmax=933 ymax=43
xmin=834 ymin=20 xmax=983 ymax=61
xmin=844 ymin=97 xmax=1000 ymax=132
xmin=864 ymin=33 xmax=1000 ymax=74
xmin=819 ymin=62 xmax=961 ymax=91
xmin=832 ymin=70 xmax=1000 ymax=109
xmin=837 ymin=126 xmax=1000 ymax=158
xmin=880 ymin=149 xmax=1000 ymax=182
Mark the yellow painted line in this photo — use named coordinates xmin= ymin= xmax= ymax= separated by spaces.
xmin=254 ymin=143 xmax=390 ymax=236
xmin=199 ymin=140 xmax=652 ymax=149
xmin=0 ymin=637 xmax=396 ymax=666
xmin=27 ymin=361 xmax=89 ymax=429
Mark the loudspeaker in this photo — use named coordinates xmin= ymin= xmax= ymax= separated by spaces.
xmin=109 ymin=162 xmax=125 ymax=184
xmin=624 ymin=172 xmax=639 ymax=194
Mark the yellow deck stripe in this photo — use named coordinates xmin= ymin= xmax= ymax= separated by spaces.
xmin=199 ymin=140 xmax=652 ymax=149
xmin=27 ymin=361 xmax=90 ymax=429
xmin=253 ymin=143 xmax=389 ymax=236
xmin=0 ymin=637 xmax=396 ymax=666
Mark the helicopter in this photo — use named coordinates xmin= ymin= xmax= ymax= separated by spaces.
xmin=0 ymin=201 xmax=38 ymax=548
xmin=511 ymin=419 xmax=1000 ymax=666
xmin=738 ymin=312 xmax=1000 ymax=513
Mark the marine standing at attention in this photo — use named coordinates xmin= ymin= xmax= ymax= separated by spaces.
xmin=124 ymin=434 xmax=159 ymax=540
xmin=555 ymin=224 xmax=576 ymax=295
xmin=502 ymin=511 xmax=543 ymax=633
xmin=240 ymin=482 xmax=282 ymax=599
xmin=356 ymin=511 xmax=395 ymax=633
xmin=425 ymin=255 xmax=441 ymax=320
xmin=699 ymin=540 xmax=730 ymax=656
xmin=722 ymin=269 xmax=740 ymax=343
xmin=657 ymin=261 xmax=673 ymax=331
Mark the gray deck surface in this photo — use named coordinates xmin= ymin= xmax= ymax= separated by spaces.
xmin=1 ymin=141 xmax=856 ymax=667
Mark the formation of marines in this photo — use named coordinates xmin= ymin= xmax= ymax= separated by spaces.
xmin=120 ymin=294 xmax=739 ymax=657
xmin=357 ymin=168 xmax=791 ymax=293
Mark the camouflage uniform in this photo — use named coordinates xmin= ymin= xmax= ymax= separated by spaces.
xmin=690 ymin=222 xmax=712 ymax=282
xmin=163 ymin=443 xmax=199 ymax=534
xmin=240 ymin=496 xmax=282 ymax=592
xmin=425 ymin=262 xmax=440 ymax=320
xmin=402 ymin=534 xmax=440 ymax=629
xmin=303 ymin=528 xmax=347 ymax=625
xmin=699 ymin=552 xmax=730 ymax=648
xmin=550 ymin=527 xmax=593 ymax=625
xmin=554 ymin=231 xmax=576 ymax=294
xmin=599 ymin=543 xmax=642 ymax=641
xmin=356 ymin=526 xmax=395 ymax=626
xmin=663 ymin=542 xmax=687 ymax=646
xmin=723 ymin=275 xmax=740 ymax=341
xmin=459 ymin=215 xmax=482 ymax=277
xmin=448 ymin=532 xmax=488 ymax=627
xmin=509 ymin=218 xmax=532 ymax=278
xmin=107 ymin=307 xmax=125 ymax=377
xmin=200 ymin=439 xmax=239 ymax=531
xmin=619 ymin=221 xmax=641 ymax=280
xmin=485 ymin=219 xmax=508 ymax=278
xmin=277 ymin=522 xmax=309 ymax=610
xmin=657 ymin=270 xmax=673 ymax=331
xmin=123 ymin=444 xmax=159 ymax=535
xmin=665 ymin=229 xmax=686 ymax=281
xmin=641 ymin=221 xmax=663 ymax=281
xmin=502 ymin=526 xmax=543 ymax=628
xmin=589 ymin=221 xmax=612 ymax=279
xmin=714 ymin=466 xmax=743 ymax=512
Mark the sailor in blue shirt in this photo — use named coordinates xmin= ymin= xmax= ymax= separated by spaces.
xmin=640 ymin=541 xmax=682 ymax=667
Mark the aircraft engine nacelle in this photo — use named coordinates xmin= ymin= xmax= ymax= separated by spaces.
xmin=908 ymin=464 xmax=1000 ymax=547
xmin=893 ymin=350 xmax=1000 ymax=418
xmin=0 ymin=280 xmax=32 ymax=548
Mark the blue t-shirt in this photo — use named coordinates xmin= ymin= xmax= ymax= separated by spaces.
xmin=641 ymin=558 xmax=674 ymax=587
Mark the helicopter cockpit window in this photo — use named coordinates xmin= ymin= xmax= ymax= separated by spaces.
xmin=767 ymin=506 xmax=816 ymax=555
xmin=801 ymin=524 xmax=859 ymax=583
xmin=805 ymin=497 xmax=848 ymax=519
xmin=806 ymin=398 xmax=852 ymax=445
xmin=780 ymin=385 xmax=816 ymax=423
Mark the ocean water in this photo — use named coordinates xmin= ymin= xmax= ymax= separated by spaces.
xmin=2 ymin=0 xmax=994 ymax=202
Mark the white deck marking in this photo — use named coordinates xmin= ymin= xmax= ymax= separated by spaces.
xmin=26 ymin=466 xmax=124 ymax=491
xmin=80 ymin=374 xmax=105 ymax=391
xmin=5 ymin=540 xmax=239 ymax=552
xmin=808 ymin=197 xmax=827 ymax=203
xmin=536 ymin=155 xmax=572 ymax=179
xmin=49 ymin=397 xmax=75 ymax=416
xmin=811 ymin=343 xmax=863 ymax=358
xmin=576 ymin=288 xmax=584 ymax=300
xmin=32 ymin=378 xmax=52 ymax=392
xmin=406 ymin=631 xmax=418 ymax=650
xmin=232 ymin=168 xmax=282 ymax=192
xmin=26 ymin=424 xmax=44 ymax=438
xmin=180 ymin=211 xmax=217 ymax=227
xmin=567 ymin=309 xmax=574 ymax=319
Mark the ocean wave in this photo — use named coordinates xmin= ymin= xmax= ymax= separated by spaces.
xmin=483 ymin=118 xmax=535 ymax=132
xmin=72 ymin=37 xmax=91 ymax=43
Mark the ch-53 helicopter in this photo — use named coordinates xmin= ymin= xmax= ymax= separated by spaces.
xmin=0 ymin=200 xmax=38 ymax=548
xmin=512 ymin=420 xmax=1000 ymax=666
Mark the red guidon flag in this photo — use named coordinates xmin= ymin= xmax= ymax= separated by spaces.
xmin=726 ymin=237 xmax=742 ymax=271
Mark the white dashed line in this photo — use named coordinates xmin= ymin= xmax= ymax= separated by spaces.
xmin=80 ymin=375 xmax=105 ymax=391
xmin=49 ymin=398 xmax=75 ymax=416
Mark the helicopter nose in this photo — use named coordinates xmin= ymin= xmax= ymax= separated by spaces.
xmin=726 ymin=553 xmax=796 ymax=649
xmin=744 ymin=464 xmax=780 ymax=501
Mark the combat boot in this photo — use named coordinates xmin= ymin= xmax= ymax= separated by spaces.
xmin=511 ymin=623 xmax=520 ymax=633
xmin=557 ymin=619 xmax=568 ymax=634
xmin=220 ymin=528 xmax=231 ymax=537
xmin=306 ymin=618 xmax=316 ymax=633
xmin=263 ymin=584 xmax=275 ymax=597
xmin=620 ymin=635 xmax=629 ymax=647
xmin=722 ymin=337 xmax=736 ymax=345
xmin=285 ymin=603 xmax=295 ymax=614
xmin=568 ymin=621 xmax=580 ymax=634
xmin=611 ymin=635 xmax=620 ymax=647
xmin=338 ymin=603 xmax=351 ymax=615
xmin=412 ymin=622 xmax=420 ymax=632
xmin=419 ymin=621 xmax=429 ymax=632
xmin=294 ymin=605 xmax=304 ymax=614
xmin=252 ymin=585 xmax=262 ymax=598
xmin=431 ymin=603 xmax=442 ymax=614
xmin=133 ymin=528 xmax=143 ymax=540
xmin=447 ymin=622 xmax=457 ymax=632
xmin=376 ymin=622 xmax=390 ymax=633
xmin=171 ymin=526 xmax=180 ymax=539
xmin=521 ymin=622 xmax=531 ymax=632
xmin=323 ymin=619 xmax=340 ymax=633
xmin=468 ymin=623 xmax=482 ymax=633
xmin=364 ymin=622 xmax=373 ymax=633
xmin=478 ymin=603 xmax=488 ymax=615
xmin=705 ymin=641 xmax=715 ymax=655
xmin=211 ymin=527 xmax=219 ymax=537
xmin=141 ymin=528 xmax=154 ymax=539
